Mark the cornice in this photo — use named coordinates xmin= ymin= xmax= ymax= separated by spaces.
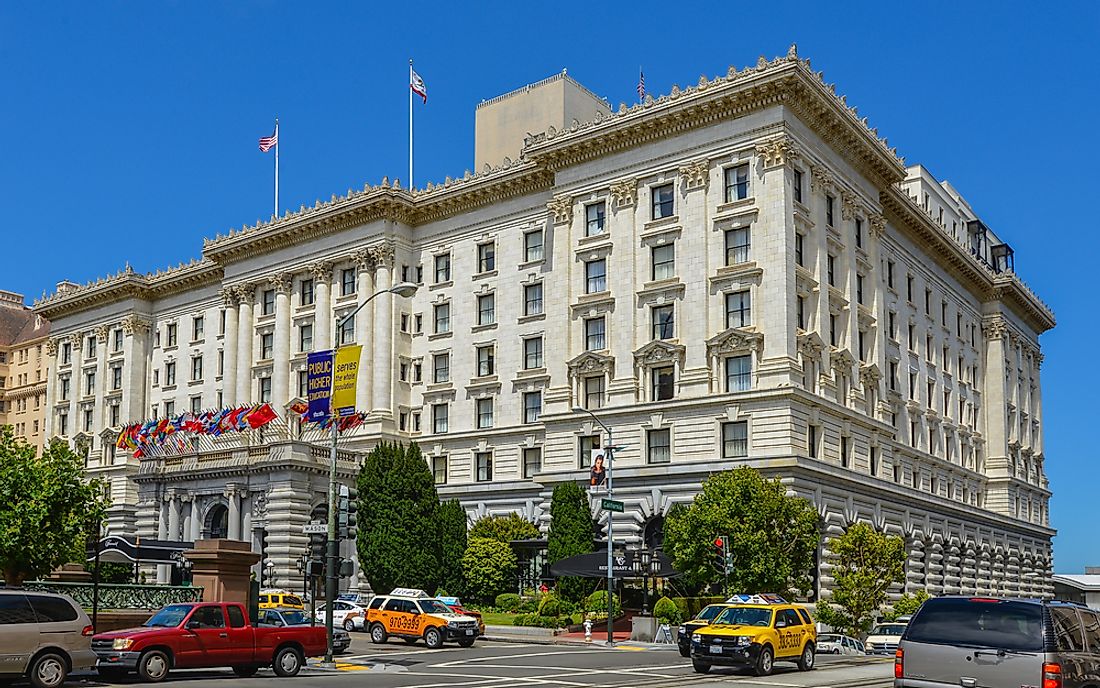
xmin=521 ymin=46 xmax=906 ymax=189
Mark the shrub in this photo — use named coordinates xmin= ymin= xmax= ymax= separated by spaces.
xmin=469 ymin=512 xmax=540 ymax=543
xmin=538 ymin=593 xmax=561 ymax=617
xmin=462 ymin=537 xmax=517 ymax=604
xmin=495 ymin=593 xmax=522 ymax=612
xmin=583 ymin=590 xmax=622 ymax=620
xmin=518 ymin=596 xmax=539 ymax=613
xmin=653 ymin=596 xmax=682 ymax=625
xmin=513 ymin=613 xmax=574 ymax=628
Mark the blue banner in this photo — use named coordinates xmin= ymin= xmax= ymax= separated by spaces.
xmin=306 ymin=350 xmax=334 ymax=422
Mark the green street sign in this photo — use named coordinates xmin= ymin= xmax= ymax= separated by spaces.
xmin=601 ymin=498 xmax=625 ymax=513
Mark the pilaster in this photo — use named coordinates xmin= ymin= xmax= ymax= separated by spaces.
xmin=221 ymin=287 xmax=240 ymax=406
xmin=235 ymin=284 xmax=255 ymax=404
xmin=272 ymin=274 xmax=292 ymax=408
xmin=371 ymin=243 xmax=394 ymax=416
xmin=354 ymin=250 xmax=376 ymax=412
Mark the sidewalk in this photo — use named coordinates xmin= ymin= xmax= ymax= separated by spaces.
xmin=483 ymin=624 xmax=675 ymax=649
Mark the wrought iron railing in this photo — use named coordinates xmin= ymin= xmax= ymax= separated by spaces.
xmin=22 ymin=581 xmax=203 ymax=610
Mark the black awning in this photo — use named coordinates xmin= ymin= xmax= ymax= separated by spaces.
xmin=87 ymin=536 xmax=195 ymax=565
xmin=549 ymin=550 xmax=678 ymax=579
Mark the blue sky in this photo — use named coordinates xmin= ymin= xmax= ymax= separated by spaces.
xmin=2 ymin=2 xmax=1097 ymax=571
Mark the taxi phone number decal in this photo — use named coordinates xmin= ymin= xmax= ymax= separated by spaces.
xmin=776 ymin=628 xmax=806 ymax=651
xmin=387 ymin=615 xmax=421 ymax=632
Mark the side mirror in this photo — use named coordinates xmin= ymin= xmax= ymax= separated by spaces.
xmin=775 ymin=620 xmax=787 ymax=629
xmin=186 ymin=620 xmax=200 ymax=630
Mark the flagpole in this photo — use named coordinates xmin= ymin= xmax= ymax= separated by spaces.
xmin=409 ymin=59 xmax=414 ymax=189
xmin=274 ymin=118 xmax=280 ymax=218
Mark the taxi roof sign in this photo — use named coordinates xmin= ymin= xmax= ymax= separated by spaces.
xmin=726 ymin=593 xmax=788 ymax=605
xmin=389 ymin=587 xmax=431 ymax=598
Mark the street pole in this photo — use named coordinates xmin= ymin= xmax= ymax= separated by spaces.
xmin=573 ymin=406 xmax=614 ymax=645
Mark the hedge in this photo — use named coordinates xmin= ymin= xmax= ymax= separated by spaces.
xmin=672 ymin=596 xmax=726 ymax=620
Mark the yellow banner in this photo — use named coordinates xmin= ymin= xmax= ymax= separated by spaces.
xmin=332 ymin=345 xmax=362 ymax=414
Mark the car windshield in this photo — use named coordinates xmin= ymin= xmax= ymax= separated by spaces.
xmin=420 ymin=600 xmax=451 ymax=614
xmin=819 ymin=634 xmax=841 ymax=642
xmin=282 ymin=596 xmax=303 ymax=606
xmin=144 ymin=605 xmax=192 ymax=627
xmin=713 ymin=607 xmax=772 ymax=626
xmin=697 ymin=605 xmax=725 ymax=621
xmin=279 ymin=610 xmax=310 ymax=625
xmin=870 ymin=624 xmax=907 ymax=636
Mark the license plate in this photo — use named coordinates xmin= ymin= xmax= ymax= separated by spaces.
xmin=710 ymin=645 xmax=722 ymax=653
xmin=465 ymin=629 xmax=474 ymax=635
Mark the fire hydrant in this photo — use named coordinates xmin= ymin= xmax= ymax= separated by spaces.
xmin=584 ymin=618 xmax=593 ymax=643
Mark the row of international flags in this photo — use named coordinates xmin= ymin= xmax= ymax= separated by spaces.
xmin=115 ymin=403 xmax=280 ymax=457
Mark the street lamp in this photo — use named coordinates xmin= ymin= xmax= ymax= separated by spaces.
xmin=572 ymin=405 xmax=615 ymax=645
xmin=322 ymin=280 xmax=418 ymax=666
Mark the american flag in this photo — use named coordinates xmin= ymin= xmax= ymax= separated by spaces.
xmin=258 ymin=124 xmax=278 ymax=153
xmin=637 ymin=70 xmax=645 ymax=102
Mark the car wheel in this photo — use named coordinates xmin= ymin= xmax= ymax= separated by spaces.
xmin=233 ymin=666 xmax=259 ymax=678
xmin=28 ymin=652 xmax=67 ymax=688
xmin=137 ymin=649 xmax=171 ymax=683
xmin=272 ymin=647 xmax=303 ymax=678
xmin=832 ymin=648 xmax=840 ymax=654
xmin=678 ymin=646 xmax=690 ymax=658
xmin=754 ymin=645 xmax=774 ymax=676
xmin=370 ymin=623 xmax=389 ymax=644
xmin=423 ymin=627 xmax=443 ymax=650
xmin=798 ymin=643 xmax=816 ymax=671
xmin=458 ymin=637 xmax=476 ymax=648
xmin=344 ymin=618 xmax=356 ymax=632
xmin=692 ymin=660 xmax=711 ymax=674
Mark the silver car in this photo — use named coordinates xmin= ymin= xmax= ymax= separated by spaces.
xmin=896 ymin=596 xmax=1100 ymax=688
xmin=0 ymin=590 xmax=96 ymax=688
xmin=817 ymin=633 xmax=865 ymax=655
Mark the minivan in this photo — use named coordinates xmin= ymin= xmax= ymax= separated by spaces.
xmin=0 ymin=590 xmax=96 ymax=688
xmin=896 ymin=596 xmax=1100 ymax=688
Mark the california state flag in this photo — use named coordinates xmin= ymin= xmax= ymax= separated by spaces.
xmin=410 ymin=68 xmax=427 ymax=103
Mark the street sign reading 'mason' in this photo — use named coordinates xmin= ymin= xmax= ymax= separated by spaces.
xmin=601 ymin=498 xmax=625 ymax=513
xmin=302 ymin=523 xmax=328 ymax=534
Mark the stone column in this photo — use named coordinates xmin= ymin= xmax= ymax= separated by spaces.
xmin=181 ymin=495 xmax=193 ymax=543
xmin=354 ymin=250 xmax=376 ymax=412
xmin=227 ymin=485 xmax=242 ymax=540
xmin=167 ymin=490 xmax=181 ymax=542
xmin=272 ymin=274 xmax=292 ymax=408
xmin=221 ymin=288 xmax=239 ymax=407
xmin=43 ymin=338 xmax=59 ymax=438
xmin=67 ymin=332 xmax=83 ymax=436
xmin=235 ymin=284 xmax=255 ymax=404
xmin=120 ymin=316 xmax=150 ymax=425
xmin=157 ymin=496 xmax=170 ymax=584
xmin=190 ymin=497 xmax=202 ymax=541
xmin=371 ymin=244 xmax=393 ymax=415
xmin=311 ymin=263 xmax=333 ymax=351
xmin=93 ymin=325 xmax=109 ymax=451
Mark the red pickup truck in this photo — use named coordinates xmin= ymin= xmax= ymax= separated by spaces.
xmin=91 ymin=602 xmax=326 ymax=682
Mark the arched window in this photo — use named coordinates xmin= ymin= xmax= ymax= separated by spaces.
xmin=205 ymin=504 xmax=229 ymax=540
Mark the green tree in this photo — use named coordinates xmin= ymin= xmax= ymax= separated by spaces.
xmin=884 ymin=589 xmax=930 ymax=621
xmin=462 ymin=537 xmax=516 ymax=603
xmin=663 ymin=467 xmax=819 ymax=596
xmin=0 ymin=431 xmax=110 ymax=586
xmin=84 ymin=561 xmax=134 ymax=584
xmin=436 ymin=499 xmax=468 ymax=597
xmin=356 ymin=442 xmax=441 ymax=594
xmin=547 ymin=481 xmax=594 ymax=603
xmin=814 ymin=522 xmax=907 ymax=636
xmin=469 ymin=512 xmax=540 ymax=543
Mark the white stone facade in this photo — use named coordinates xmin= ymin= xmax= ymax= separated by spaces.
xmin=35 ymin=47 xmax=1055 ymax=598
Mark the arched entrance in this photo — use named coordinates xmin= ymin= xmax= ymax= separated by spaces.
xmin=205 ymin=503 xmax=229 ymax=540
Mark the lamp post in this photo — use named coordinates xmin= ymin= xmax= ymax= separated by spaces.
xmin=572 ymin=405 xmax=615 ymax=645
xmin=322 ymin=281 xmax=418 ymax=666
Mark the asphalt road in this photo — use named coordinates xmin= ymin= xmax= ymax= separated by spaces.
xmin=67 ymin=635 xmax=894 ymax=688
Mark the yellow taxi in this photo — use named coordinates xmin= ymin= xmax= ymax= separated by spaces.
xmin=365 ymin=588 xmax=480 ymax=649
xmin=690 ymin=594 xmax=816 ymax=676
xmin=257 ymin=590 xmax=305 ymax=610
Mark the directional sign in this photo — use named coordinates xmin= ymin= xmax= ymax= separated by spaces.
xmin=302 ymin=523 xmax=328 ymax=534
xmin=601 ymin=498 xmax=625 ymax=513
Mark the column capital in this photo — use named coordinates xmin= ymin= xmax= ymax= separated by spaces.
xmin=272 ymin=273 xmax=293 ymax=294
xmin=353 ymin=249 xmax=376 ymax=272
xmin=220 ymin=286 xmax=240 ymax=307
xmin=68 ymin=330 xmax=85 ymax=345
xmin=45 ymin=338 xmax=60 ymax=357
xmin=755 ymin=135 xmax=797 ymax=169
xmin=546 ymin=194 xmax=573 ymax=224
xmin=121 ymin=315 xmax=151 ymax=335
xmin=869 ymin=214 xmax=887 ymax=238
xmin=233 ymin=283 xmax=256 ymax=303
xmin=982 ymin=316 xmax=1008 ymax=341
xmin=371 ymin=242 xmax=395 ymax=269
xmin=678 ymin=159 xmax=710 ymax=191
xmin=94 ymin=324 xmax=111 ymax=343
xmin=609 ymin=178 xmax=637 ymax=210
xmin=308 ymin=261 xmax=333 ymax=281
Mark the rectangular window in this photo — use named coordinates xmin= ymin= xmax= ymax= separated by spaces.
xmin=523 ymin=448 xmax=541 ymax=479
xmin=163 ymin=363 xmax=174 ymax=387
xmin=647 ymin=428 xmax=671 ymax=464
xmin=111 ymin=366 xmax=122 ymax=390
xmin=808 ymin=424 xmax=818 ymax=458
xmin=432 ymin=403 xmax=448 ymax=434
xmin=476 ymin=398 xmax=493 ymax=428
xmin=652 ymin=366 xmax=674 ymax=401
xmin=434 ymin=253 xmax=451 ymax=283
xmin=477 ymin=293 xmax=495 ymax=326
xmin=830 ymin=314 xmax=838 ymax=347
xmin=524 ymin=230 xmax=544 ymax=262
xmin=83 ymin=408 xmax=94 ymax=431
xmin=218 ymin=350 xmax=224 ymax=376
xmin=585 ymin=202 xmax=606 ymax=236
xmin=584 ymin=375 xmax=604 ymax=410
xmin=433 ymin=303 xmax=450 ymax=334
xmin=579 ymin=434 xmax=601 ymax=468
xmin=725 ymin=355 xmax=752 ymax=392
xmin=887 ymin=261 xmax=895 ymax=288
xmin=261 ymin=332 xmax=274 ymax=360
xmin=826 ymin=194 xmax=835 ymax=227
xmin=523 ymin=391 xmax=542 ymax=424
xmin=60 ymin=377 xmax=70 ymax=400
xmin=585 ymin=259 xmax=607 ymax=293
xmin=858 ymin=330 xmax=866 ymax=361
xmin=298 ymin=370 xmax=308 ymax=398
xmin=724 ymin=163 xmax=750 ymax=202
xmin=855 ymin=217 xmax=863 ymax=249
xmin=259 ymin=377 xmax=271 ymax=403
xmin=166 ymin=324 xmax=177 ymax=347
xmin=299 ymin=323 xmax=313 ymax=352
xmin=524 ymin=336 xmax=543 ymax=369
xmin=524 ymin=283 xmax=543 ymax=316
xmin=476 ymin=345 xmax=495 ymax=377
xmin=840 ymin=436 xmax=850 ymax=467
xmin=61 ymin=341 xmax=71 ymax=365
xmin=925 ymin=288 xmax=932 ymax=315
xmin=109 ymin=405 xmax=120 ymax=427
xmin=432 ymin=455 xmax=447 ymax=484
xmin=870 ymin=446 xmax=878 ymax=476
xmin=112 ymin=329 xmax=123 ymax=352
xmin=87 ymin=337 xmax=97 ymax=358
xmin=651 ymin=183 xmax=674 ymax=219
xmin=339 ymin=316 xmax=354 ymax=344
xmin=585 ymin=317 xmax=606 ymax=351
xmin=475 ymin=452 xmax=493 ymax=482
xmin=793 ymin=169 xmax=803 ymax=204
xmin=725 ymin=290 xmax=751 ymax=328
xmin=794 ymin=233 xmax=804 ymax=267
xmin=652 ymin=304 xmax=674 ymax=340
xmin=193 ymin=316 xmax=204 ymax=341
xmin=341 ymin=268 xmax=356 ymax=296
xmin=797 ymin=296 xmax=806 ymax=330
xmin=433 ymin=353 xmax=450 ymax=383
xmin=300 ymin=278 xmax=314 ymax=305
xmin=477 ymin=242 xmax=496 ymax=273
xmin=262 ymin=289 xmax=275 ymax=315
xmin=191 ymin=356 xmax=203 ymax=381
xmin=651 ymin=244 xmax=675 ymax=281
xmin=722 ymin=421 xmax=748 ymax=458
xmin=827 ymin=254 xmax=836 ymax=286
xmin=906 ymin=275 xmax=914 ymax=302
xmin=190 ymin=396 xmax=202 ymax=414
xmin=725 ymin=227 xmax=750 ymax=265
xmin=856 ymin=274 xmax=865 ymax=304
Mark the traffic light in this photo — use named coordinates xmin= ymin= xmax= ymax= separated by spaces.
xmin=338 ymin=558 xmax=354 ymax=578
xmin=712 ymin=537 xmax=728 ymax=574
xmin=338 ymin=484 xmax=358 ymax=540
xmin=309 ymin=533 xmax=325 ymax=562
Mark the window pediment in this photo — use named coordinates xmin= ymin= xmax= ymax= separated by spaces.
xmin=570 ymin=293 xmax=615 ymax=318
xmin=709 ymin=263 xmax=763 ymax=292
xmin=633 ymin=340 xmax=686 ymax=367
xmin=797 ymin=331 xmax=826 ymax=356
xmin=567 ymin=351 xmax=614 ymax=377
xmin=636 ymin=279 xmax=685 ymax=307
xmin=706 ymin=327 xmax=763 ymax=358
